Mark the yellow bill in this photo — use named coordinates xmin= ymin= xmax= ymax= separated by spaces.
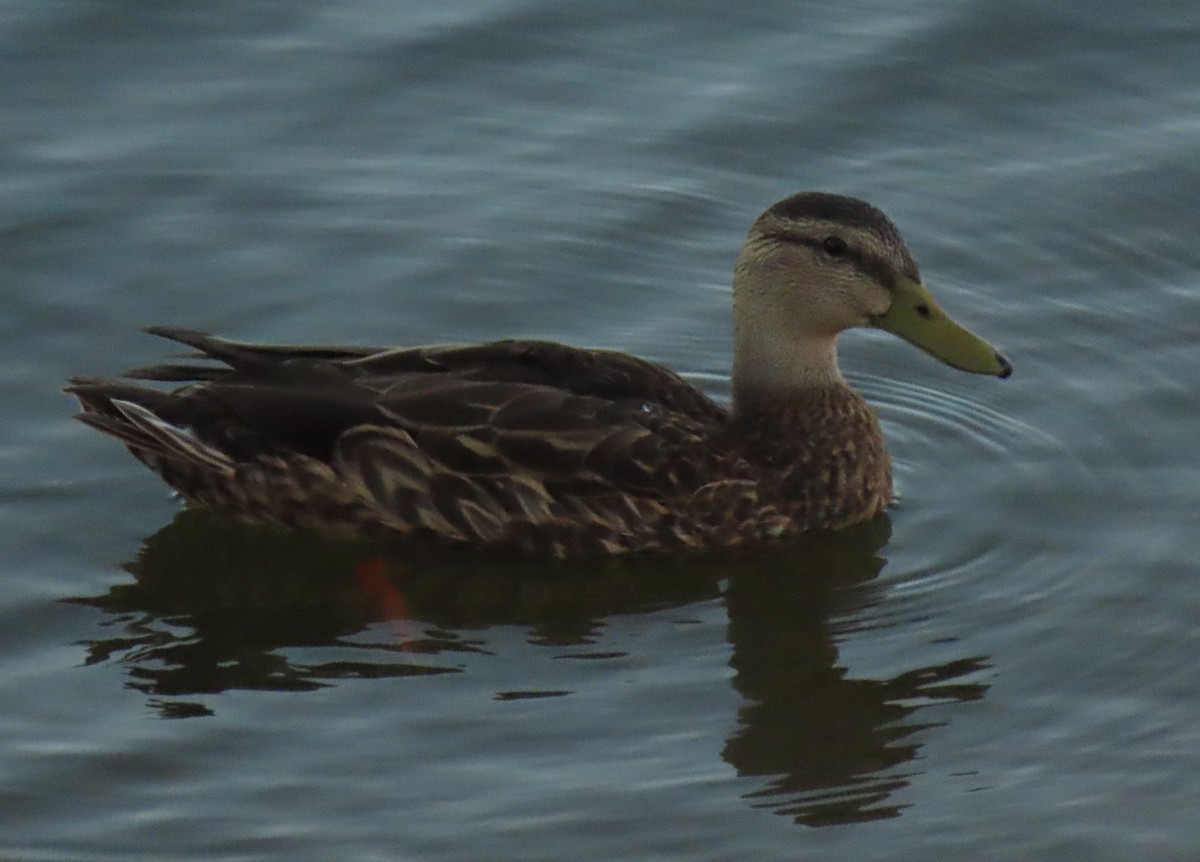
xmin=874 ymin=278 xmax=1012 ymax=378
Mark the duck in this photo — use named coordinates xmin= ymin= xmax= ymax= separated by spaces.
xmin=67 ymin=192 xmax=1011 ymax=558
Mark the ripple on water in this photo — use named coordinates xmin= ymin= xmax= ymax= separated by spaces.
xmin=840 ymin=372 xmax=1089 ymax=633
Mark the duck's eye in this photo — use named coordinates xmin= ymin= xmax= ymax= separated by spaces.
xmin=822 ymin=235 xmax=847 ymax=257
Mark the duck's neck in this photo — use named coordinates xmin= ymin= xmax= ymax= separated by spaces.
xmin=727 ymin=355 xmax=893 ymax=529
xmin=731 ymin=328 xmax=847 ymax=416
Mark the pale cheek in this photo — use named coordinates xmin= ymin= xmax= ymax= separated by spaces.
xmin=790 ymin=290 xmax=863 ymax=335
xmin=821 ymin=276 xmax=881 ymax=329
xmin=859 ymin=285 xmax=893 ymax=319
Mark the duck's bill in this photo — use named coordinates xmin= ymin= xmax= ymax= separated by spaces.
xmin=873 ymin=278 xmax=1012 ymax=378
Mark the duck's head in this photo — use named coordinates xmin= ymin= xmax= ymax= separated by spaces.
xmin=731 ymin=192 xmax=1010 ymax=400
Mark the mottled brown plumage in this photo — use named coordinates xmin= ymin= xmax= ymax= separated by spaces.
xmin=67 ymin=192 xmax=1010 ymax=558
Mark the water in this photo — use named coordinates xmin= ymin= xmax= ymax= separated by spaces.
xmin=3 ymin=0 xmax=1200 ymax=859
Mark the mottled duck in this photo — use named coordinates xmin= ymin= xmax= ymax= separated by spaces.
xmin=68 ymin=192 xmax=1011 ymax=558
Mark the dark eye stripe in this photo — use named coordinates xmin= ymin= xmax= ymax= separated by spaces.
xmin=763 ymin=231 xmax=898 ymax=292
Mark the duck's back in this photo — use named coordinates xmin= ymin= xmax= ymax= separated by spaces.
xmin=70 ymin=330 xmax=764 ymax=557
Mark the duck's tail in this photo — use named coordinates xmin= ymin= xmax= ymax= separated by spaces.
xmin=65 ymin=377 xmax=234 ymax=473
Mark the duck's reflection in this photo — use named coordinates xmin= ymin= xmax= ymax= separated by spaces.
xmin=721 ymin=533 xmax=988 ymax=825
xmin=69 ymin=510 xmax=987 ymax=825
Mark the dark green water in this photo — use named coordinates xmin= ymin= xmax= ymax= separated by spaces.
xmin=3 ymin=1 xmax=1199 ymax=859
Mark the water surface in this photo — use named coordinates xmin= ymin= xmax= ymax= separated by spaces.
xmin=3 ymin=1 xmax=1200 ymax=859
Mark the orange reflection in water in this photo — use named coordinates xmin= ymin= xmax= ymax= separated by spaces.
xmin=354 ymin=558 xmax=415 ymax=647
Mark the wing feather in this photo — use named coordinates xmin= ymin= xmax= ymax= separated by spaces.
xmin=70 ymin=329 xmax=735 ymax=551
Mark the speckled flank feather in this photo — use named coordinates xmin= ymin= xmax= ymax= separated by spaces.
xmin=67 ymin=330 xmax=892 ymax=558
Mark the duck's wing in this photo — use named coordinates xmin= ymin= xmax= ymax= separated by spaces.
xmin=68 ymin=329 xmax=738 ymax=553
xmin=71 ymin=329 xmax=731 ymax=485
xmin=128 ymin=327 xmax=722 ymax=416
xmin=101 ymin=328 xmax=723 ymax=458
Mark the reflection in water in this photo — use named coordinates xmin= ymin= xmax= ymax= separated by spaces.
xmin=715 ymin=518 xmax=989 ymax=826
xmin=68 ymin=510 xmax=726 ymax=709
xmin=69 ymin=510 xmax=988 ymax=825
